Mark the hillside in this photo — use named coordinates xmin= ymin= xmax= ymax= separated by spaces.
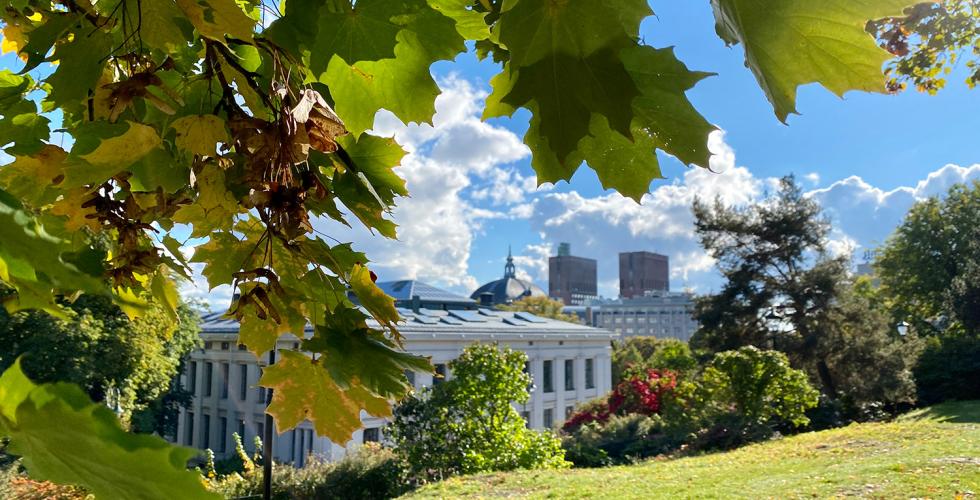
xmin=407 ymin=401 xmax=980 ymax=499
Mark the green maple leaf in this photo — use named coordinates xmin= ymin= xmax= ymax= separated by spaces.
xmin=0 ymin=188 xmax=106 ymax=308
xmin=321 ymin=2 xmax=466 ymax=135
xmin=172 ymin=164 xmax=241 ymax=237
xmin=170 ymin=115 xmax=231 ymax=157
xmin=427 ymin=0 xmax=490 ymax=40
xmin=349 ymin=263 xmax=400 ymax=332
xmin=332 ymin=166 xmax=399 ymax=238
xmin=138 ymin=0 xmax=192 ymax=52
xmin=0 ymin=360 xmax=218 ymax=500
xmin=0 ymin=145 xmax=67 ymax=207
xmin=711 ymin=0 xmax=917 ymax=121
xmin=45 ymin=26 xmax=111 ymax=109
xmin=0 ymin=71 xmax=32 ymax=109
xmin=303 ymin=308 xmax=431 ymax=399
xmin=259 ymin=350 xmax=392 ymax=443
xmin=190 ymin=231 xmax=251 ymax=290
xmin=297 ymin=238 xmax=367 ymax=278
xmin=63 ymin=121 xmax=163 ymax=188
xmin=128 ymin=147 xmax=191 ymax=193
xmin=496 ymin=0 xmax=651 ymax=67
xmin=308 ymin=0 xmax=409 ymax=67
xmin=577 ymin=116 xmax=665 ymax=202
xmin=335 ymin=134 xmax=408 ymax=206
xmin=0 ymin=99 xmax=50 ymax=155
xmin=16 ymin=12 xmax=78 ymax=73
xmin=176 ymin=0 xmax=255 ymax=42
xmin=235 ymin=283 xmax=308 ymax=355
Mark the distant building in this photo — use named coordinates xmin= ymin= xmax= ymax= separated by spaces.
xmin=548 ymin=242 xmax=597 ymax=306
xmin=586 ymin=290 xmax=698 ymax=342
xmin=375 ymin=280 xmax=478 ymax=311
xmin=172 ymin=283 xmax=616 ymax=465
xmin=470 ymin=248 xmax=547 ymax=306
xmin=619 ymin=251 xmax=669 ymax=298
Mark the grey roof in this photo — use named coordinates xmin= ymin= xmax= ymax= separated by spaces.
xmin=198 ymin=308 xmax=615 ymax=340
xmin=376 ymin=280 xmax=476 ymax=305
xmin=470 ymin=276 xmax=546 ymax=305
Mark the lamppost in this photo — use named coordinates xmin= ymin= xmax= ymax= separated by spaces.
xmin=896 ymin=321 xmax=910 ymax=337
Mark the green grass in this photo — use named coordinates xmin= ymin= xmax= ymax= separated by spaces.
xmin=406 ymin=401 xmax=980 ymax=499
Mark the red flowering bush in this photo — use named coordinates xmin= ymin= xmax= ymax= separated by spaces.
xmin=563 ymin=368 xmax=677 ymax=432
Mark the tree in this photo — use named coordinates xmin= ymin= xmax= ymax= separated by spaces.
xmin=875 ymin=181 xmax=980 ymax=336
xmin=0 ymin=291 xmax=200 ymax=432
xmin=0 ymin=0 xmax=932 ymax=494
xmin=611 ymin=337 xmax=697 ymax=383
xmin=868 ymin=0 xmax=980 ymax=93
xmin=498 ymin=295 xmax=580 ymax=323
xmin=388 ymin=343 xmax=567 ymax=483
xmin=691 ymin=178 xmax=917 ymax=410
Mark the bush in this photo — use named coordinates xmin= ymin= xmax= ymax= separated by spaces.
xmin=388 ymin=343 xmax=568 ymax=484
xmin=914 ymin=335 xmax=980 ymax=405
xmin=563 ymin=368 xmax=677 ymax=433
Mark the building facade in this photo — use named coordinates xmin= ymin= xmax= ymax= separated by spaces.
xmin=173 ymin=305 xmax=616 ymax=464
xmin=619 ymin=251 xmax=669 ymax=298
xmin=589 ymin=291 xmax=698 ymax=341
xmin=548 ymin=243 xmax=597 ymax=306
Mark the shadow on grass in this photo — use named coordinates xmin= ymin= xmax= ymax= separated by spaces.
xmin=900 ymin=400 xmax=980 ymax=423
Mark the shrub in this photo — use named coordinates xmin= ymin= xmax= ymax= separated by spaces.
xmin=388 ymin=343 xmax=568 ymax=484
xmin=914 ymin=334 xmax=980 ymax=405
xmin=563 ymin=368 xmax=677 ymax=433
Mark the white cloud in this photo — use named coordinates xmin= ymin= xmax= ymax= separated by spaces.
xmin=805 ymin=172 xmax=820 ymax=185
xmin=512 ymin=243 xmax=552 ymax=283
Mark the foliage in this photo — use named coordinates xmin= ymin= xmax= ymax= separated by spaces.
xmin=0 ymin=360 xmax=216 ymax=499
xmin=563 ymin=367 xmax=677 ymax=433
xmin=388 ymin=343 xmax=568 ymax=483
xmin=914 ymin=334 xmax=980 ymax=405
xmin=869 ymin=0 xmax=980 ymax=93
xmin=691 ymin=178 xmax=923 ymax=413
xmin=409 ymin=400 xmax=980 ymax=499
xmin=699 ymin=347 xmax=819 ymax=431
xmin=0 ymin=0 xmax=927 ymax=491
xmin=561 ymin=413 xmax=674 ymax=468
xmin=875 ymin=180 xmax=980 ymax=336
xmin=0 ymin=292 xmax=200 ymax=431
xmin=0 ymin=461 xmax=90 ymax=500
xmin=207 ymin=443 xmax=409 ymax=500
xmin=497 ymin=295 xmax=580 ymax=323
xmin=611 ymin=337 xmax=697 ymax=382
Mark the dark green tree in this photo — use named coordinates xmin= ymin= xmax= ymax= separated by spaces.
xmin=875 ymin=181 xmax=980 ymax=336
xmin=691 ymin=177 xmax=916 ymax=410
xmin=0 ymin=292 xmax=200 ymax=434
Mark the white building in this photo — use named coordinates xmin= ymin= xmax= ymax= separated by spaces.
xmin=172 ymin=282 xmax=616 ymax=465
xmin=583 ymin=291 xmax=699 ymax=342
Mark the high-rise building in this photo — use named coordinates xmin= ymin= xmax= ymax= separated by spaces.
xmin=549 ymin=243 xmax=597 ymax=305
xmin=619 ymin=251 xmax=669 ymax=298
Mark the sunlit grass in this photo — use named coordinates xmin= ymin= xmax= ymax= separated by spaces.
xmin=406 ymin=401 xmax=980 ymax=499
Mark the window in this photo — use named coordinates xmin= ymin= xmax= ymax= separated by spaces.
xmin=204 ymin=341 xmax=213 ymax=350
xmin=201 ymin=415 xmax=211 ymax=449
xmin=187 ymin=362 xmax=197 ymax=394
xmin=433 ymin=363 xmax=447 ymax=385
xmin=239 ymin=364 xmax=248 ymax=400
xmin=204 ymin=362 xmax=213 ymax=397
xmin=218 ymin=417 xmax=228 ymax=452
xmin=185 ymin=412 xmax=194 ymax=446
xmin=520 ymin=411 xmax=530 ymax=428
xmin=363 ymin=427 xmax=380 ymax=443
xmin=565 ymin=405 xmax=575 ymax=419
xmin=221 ymin=341 xmax=230 ymax=350
xmin=564 ymin=359 xmax=574 ymax=391
xmin=220 ymin=363 xmax=229 ymax=399
xmin=238 ymin=344 xmax=247 ymax=351
xmin=256 ymin=421 xmax=265 ymax=442
xmin=543 ymin=360 xmax=554 ymax=393
xmin=543 ymin=408 xmax=554 ymax=428
xmin=237 ymin=419 xmax=246 ymax=441
xmin=585 ymin=358 xmax=595 ymax=389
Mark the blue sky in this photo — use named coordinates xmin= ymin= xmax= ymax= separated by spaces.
xmin=5 ymin=4 xmax=980 ymax=306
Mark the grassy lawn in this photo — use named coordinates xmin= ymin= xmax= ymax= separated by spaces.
xmin=407 ymin=401 xmax=980 ymax=499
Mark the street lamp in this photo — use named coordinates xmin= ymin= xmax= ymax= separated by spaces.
xmin=896 ymin=321 xmax=910 ymax=337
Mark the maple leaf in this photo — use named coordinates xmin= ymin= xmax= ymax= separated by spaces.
xmin=63 ymin=121 xmax=163 ymax=188
xmin=0 ymin=145 xmax=67 ymax=207
xmin=712 ymin=0 xmax=920 ymax=121
xmin=45 ymin=26 xmax=112 ymax=108
xmin=303 ymin=307 xmax=430 ymax=399
xmin=334 ymin=134 xmax=408 ymax=205
xmin=172 ymin=164 xmax=241 ymax=237
xmin=260 ymin=350 xmax=392 ymax=443
xmin=49 ymin=188 xmax=101 ymax=232
xmin=170 ymin=115 xmax=231 ymax=157
xmin=350 ymin=263 xmax=400 ymax=332
xmin=176 ymin=0 xmax=255 ymax=42
xmin=0 ymin=360 xmax=218 ymax=500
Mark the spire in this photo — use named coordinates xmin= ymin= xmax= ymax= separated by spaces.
xmin=504 ymin=245 xmax=516 ymax=278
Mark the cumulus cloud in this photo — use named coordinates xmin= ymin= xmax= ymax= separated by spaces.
xmin=312 ymin=76 xmax=534 ymax=295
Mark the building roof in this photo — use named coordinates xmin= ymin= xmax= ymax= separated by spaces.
xmin=470 ymin=247 xmax=546 ymax=305
xmin=198 ymin=308 xmax=615 ymax=340
xmin=375 ymin=280 xmax=475 ymax=305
